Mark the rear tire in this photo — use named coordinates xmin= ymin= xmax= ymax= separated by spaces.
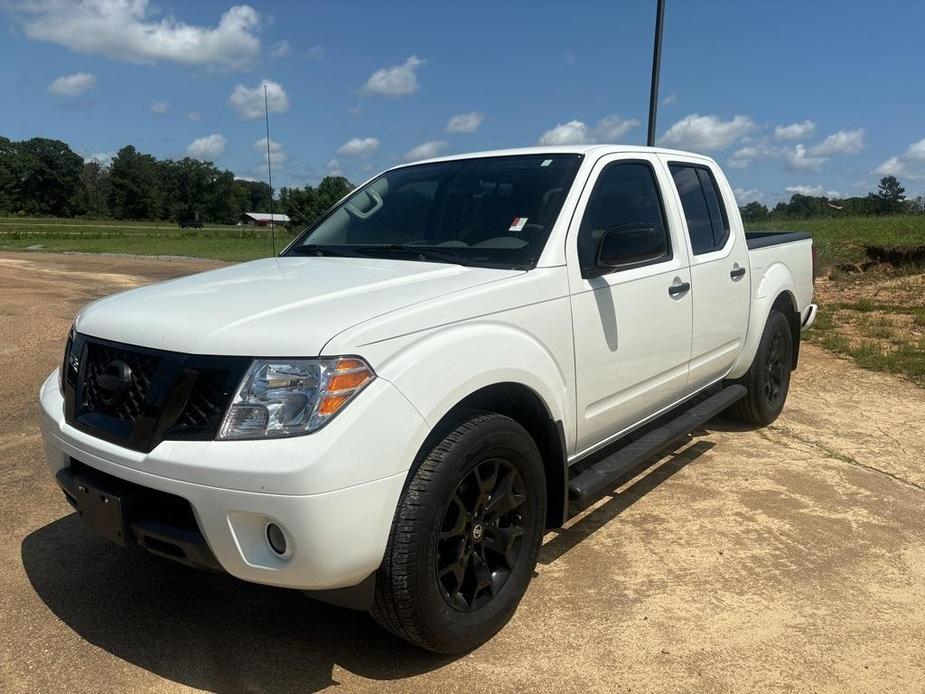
xmin=729 ymin=309 xmax=793 ymax=426
xmin=371 ymin=412 xmax=546 ymax=654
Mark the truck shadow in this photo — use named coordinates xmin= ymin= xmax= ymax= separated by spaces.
xmin=21 ymin=516 xmax=456 ymax=693
xmin=539 ymin=438 xmax=716 ymax=565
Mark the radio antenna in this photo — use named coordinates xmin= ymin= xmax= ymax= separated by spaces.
xmin=264 ymin=83 xmax=277 ymax=256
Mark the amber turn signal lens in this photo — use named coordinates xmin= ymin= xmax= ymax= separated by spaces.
xmin=318 ymin=394 xmax=350 ymax=416
xmin=328 ymin=370 xmax=370 ymax=392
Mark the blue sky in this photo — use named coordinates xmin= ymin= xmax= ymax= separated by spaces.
xmin=2 ymin=0 xmax=923 ymax=205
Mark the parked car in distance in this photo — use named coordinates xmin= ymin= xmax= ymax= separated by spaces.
xmin=39 ymin=145 xmax=816 ymax=653
xmin=178 ymin=217 xmax=203 ymax=229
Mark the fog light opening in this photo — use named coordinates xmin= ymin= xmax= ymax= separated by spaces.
xmin=266 ymin=522 xmax=287 ymax=556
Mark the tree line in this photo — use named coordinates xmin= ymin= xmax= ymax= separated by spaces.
xmin=0 ymin=135 xmax=354 ymax=227
xmin=739 ymin=175 xmax=923 ymax=222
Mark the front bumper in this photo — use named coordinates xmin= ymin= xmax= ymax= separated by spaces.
xmin=39 ymin=371 xmax=428 ymax=591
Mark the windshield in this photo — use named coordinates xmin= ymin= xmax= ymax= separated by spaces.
xmin=284 ymin=154 xmax=583 ymax=270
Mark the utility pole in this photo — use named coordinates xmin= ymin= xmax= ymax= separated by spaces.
xmin=646 ymin=0 xmax=666 ymax=147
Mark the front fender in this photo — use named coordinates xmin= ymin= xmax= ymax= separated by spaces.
xmin=728 ymin=261 xmax=797 ymax=379
xmin=376 ymin=321 xmax=571 ymax=441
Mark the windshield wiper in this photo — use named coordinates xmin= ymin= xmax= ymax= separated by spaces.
xmin=287 ymin=244 xmax=363 ymax=258
xmin=350 ymin=244 xmax=472 ymax=265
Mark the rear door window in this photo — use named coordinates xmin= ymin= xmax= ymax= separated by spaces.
xmin=669 ymin=164 xmax=730 ymax=254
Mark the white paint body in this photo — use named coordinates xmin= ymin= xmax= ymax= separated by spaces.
xmin=39 ymin=145 xmax=815 ymax=591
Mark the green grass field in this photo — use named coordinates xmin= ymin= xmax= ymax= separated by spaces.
xmin=0 ymin=218 xmax=283 ymax=262
xmin=746 ymin=215 xmax=925 ymax=271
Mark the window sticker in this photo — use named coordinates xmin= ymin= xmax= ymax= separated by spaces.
xmin=509 ymin=217 xmax=529 ymax=232
xmin=541 ymin=159 xmax=553 ymax=167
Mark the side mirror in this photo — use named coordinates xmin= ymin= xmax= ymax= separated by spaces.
xmin=596 ymin=224 xmax=667 ymax=270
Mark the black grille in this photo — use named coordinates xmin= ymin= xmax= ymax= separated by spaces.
xmin=64 ymin=334 xmax=249 ymax=453
xmin=175 ymin=369 xmax=233 ymax=430
xmin=82 ymin=342 xmax=162 ymax=423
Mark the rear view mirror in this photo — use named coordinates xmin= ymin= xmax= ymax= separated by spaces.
xmin=596 ymin=224 xmax=668 ymax=270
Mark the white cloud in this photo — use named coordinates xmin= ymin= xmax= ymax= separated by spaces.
xmin=14 ymin=1 xmax=262 ymax=70
xmin=661 ymin=93 xmax=676 ymax=107
xmin=403 ymin=141 xmax=448 ymax=162
xmin=809 ymin=129 xmax=865 ymax=156
xmin=445 ymin=112 xmax=484 ymax=134
xmin=538 ymin=114 xmax=639 ymax=145
xmin=594 ymin=114 xmax=641 ymax=141
xmin=305 ymin=44 xmax=325 ymax=61
xmin=733 ymin=187 xmax=765 ymax=205
xmin=253 ymin=137 xmax=286 ymax=166
xmin=229 ymin=79 xmax=289 ymax=119
xmin=84 ymin=151 xmax=115 ymax=167
xmin=326 ymin=158 xmax=343 ymax=176
xmin=149 ymin=100 xmax=169 ymax=115
xmin=873 ymin=137 xmax=925 ymax=179
xmin=774 ymin=120 xmax=816 ymax=140
xmin=347 ymin=105 xmax=362 ymax=117
xmin=785 ymin=144 xmax=826 ymax=172
xmin=728 ymin=144 xmax=772 ymax=169
xmin=187 ymin=111 xmax=201 ymax=122
xmin=659 ymin=114 xmax=756 ymax=151
xmin=186 ymin=133 xmax=226 ymax=161
xmin=785 ymin=185 xmax=841 ymax=198
xmin=539 ymin=120 xmax=588 ymax=145
xmin=48 ymin=72 xmax=96 ymax=96
xmin=905 ymin=138 xmax=925 ymax=161
xmin=337 ymin=137 xmax=380 ymax=157
xmin=269 ymin=39 xmax=290 ymax=59
xmin=362 ymin=55 xmax=425 ymax=96
xmin=874 ymin=156 xmax=905 ymax=177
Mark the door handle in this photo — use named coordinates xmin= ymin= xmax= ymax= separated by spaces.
xmin=668 ymin=281 xmax=691 ymax=297
xmin=730 ymin=265 xmax=746 ymax=280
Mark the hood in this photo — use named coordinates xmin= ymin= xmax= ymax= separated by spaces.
xmin=75 ymin=256 xmax=521 ymax=356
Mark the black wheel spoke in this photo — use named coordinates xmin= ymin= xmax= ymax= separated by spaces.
xmin=484 ymin=524 xmax=524 ymax=569
xmin=485 ymin=470 xmax=526 ymax=521
xmin=438 ymin=493 xmax=468 ymax=540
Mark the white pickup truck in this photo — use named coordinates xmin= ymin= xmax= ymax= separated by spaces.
xmin=39 ymin=145 xmax=816 ymax=653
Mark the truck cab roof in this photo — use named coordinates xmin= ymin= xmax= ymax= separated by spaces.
xmin=400 ymin=144 xmax=718 ymax=167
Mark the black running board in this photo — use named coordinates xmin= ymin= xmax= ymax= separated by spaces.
xmin=567 ymin=384 xmax=746 ymax=502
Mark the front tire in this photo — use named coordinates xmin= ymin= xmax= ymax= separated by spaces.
xmin=729 ymin=309 xmax=793 ymax=426
xmin=371 ymin=412 xmax=546 ymax=653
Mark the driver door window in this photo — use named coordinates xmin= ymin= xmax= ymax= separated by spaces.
xmin=577 ymin=162 xmax=671 ymax=276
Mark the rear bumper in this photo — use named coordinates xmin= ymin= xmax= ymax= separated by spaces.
xmin=39 ymin=371 xmax=425 ymax=591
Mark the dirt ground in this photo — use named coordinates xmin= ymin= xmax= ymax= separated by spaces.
xmin=1 ymin=251 xmax=923 ymax=693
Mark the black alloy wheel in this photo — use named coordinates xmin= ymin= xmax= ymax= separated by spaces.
xmin=436 ymin=458 xmax=527 ymax=612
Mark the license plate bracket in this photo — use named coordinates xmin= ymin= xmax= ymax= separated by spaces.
xmin=71 ymin=471 xmax=140 ymax=547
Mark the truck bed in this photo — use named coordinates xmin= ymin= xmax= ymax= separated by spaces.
xmin=745 ymin=230 xmax=811 ymax=250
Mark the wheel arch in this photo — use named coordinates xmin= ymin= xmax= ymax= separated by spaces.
xmin=770 ymin=290 xmax=801 ymax=369
xmin=418 ymin=382 xmax=568 ymax=529
xmin=728 ymin=261 xmax=803 ymax=379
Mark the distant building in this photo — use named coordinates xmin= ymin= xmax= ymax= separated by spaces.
xmin=240 ymin=212 xmax=291 ymax=227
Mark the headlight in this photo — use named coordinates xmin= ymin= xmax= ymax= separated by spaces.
xmin=218 ymin=356 xmax=374 ymax=440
